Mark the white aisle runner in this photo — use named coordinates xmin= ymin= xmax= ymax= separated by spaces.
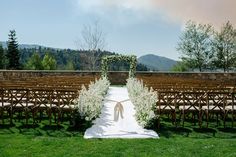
xmin=84 ymin=86 xmax=159 ymax=138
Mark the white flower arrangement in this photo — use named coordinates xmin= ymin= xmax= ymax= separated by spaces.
xmin=74 ymin=78 xmax=110 ymax=121
xmin=127 ymin=78 xmax=158 ymax=127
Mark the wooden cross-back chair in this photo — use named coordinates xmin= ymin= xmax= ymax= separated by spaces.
xmin=1 ymin=87 xmax=32 ymax=125
xmin=0 ymin=87 xmax=4 ymax=124
xmin=30 ymin=87 xmax=54 ymax=125
xmin=179 ymin=91 xmax=207 ymax=127
xmin=157 ymin=90 xmax=178 ymax=127
xmin=51 ymin=88 xmax=79 ymax=125
xmin=202 ymin=90 xmax=230 ymax=128
xmin=224 ymin=88 xmax=236 ymax=127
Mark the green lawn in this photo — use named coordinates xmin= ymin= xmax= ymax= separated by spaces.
xmin=0 ymin=120 xmax=236 ymax=157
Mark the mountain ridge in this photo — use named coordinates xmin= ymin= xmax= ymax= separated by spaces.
xmin=138 ymin=54 xmax=177 ymax=71
xmin=0 ymin=41 xmax=56 ymax=49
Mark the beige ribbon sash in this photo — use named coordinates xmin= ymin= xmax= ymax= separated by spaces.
xmin=103 ymin=98 xmax=130 ymax=122
xmin=114 ymin=102 xmax=124 ymax=122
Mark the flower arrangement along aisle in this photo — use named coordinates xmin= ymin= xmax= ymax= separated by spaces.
xmin=126 ymin=78 xmax=158 ymax=128
xmin=74 ymin=78 xmax=110 ymax=121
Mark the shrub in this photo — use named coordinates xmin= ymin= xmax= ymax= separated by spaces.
xmin=127 ymin=78 xmax=158 ymax=127
xmin=74 ymin=78 xmax=110 ymax=121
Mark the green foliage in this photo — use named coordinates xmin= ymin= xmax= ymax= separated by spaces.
xmin=177 ymin=21 xmax=213 ymax=72
xmin=25 ymin=52 xmax=57 ymax=70
xmin=177 ymin=20 xmax=236 ymax=72
xmin=101 ymin=54 xmax=137 ymax=78
xmin=7 ymin=30 xmax=21 ymax=69
xmin=42 ymin=53 xmax=57 ymax=70
xmin=19 ymin=48 xmax=148 ymax=71
xmin=65 ymin=60 xmax=76 ymax=70
xmin=25 ymin=52 xmax=44 ymax=70
xmin=212 ymin=21 xmax=236 ymax=72
xmin=18 ymin=46 xmax=148 ymax=71
xmin=171 ymin=61 xmax=189 ymax=72
xmin=0 ymin=44 xmax=4 ymax=69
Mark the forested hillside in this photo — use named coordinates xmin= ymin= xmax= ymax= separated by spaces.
xmin=17 ymin=46 xmax=148 ymax=71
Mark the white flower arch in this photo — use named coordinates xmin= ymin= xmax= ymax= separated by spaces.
xmin=101 ymin=55 xmax=137 ymax=78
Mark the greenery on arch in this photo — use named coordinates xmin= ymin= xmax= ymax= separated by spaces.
xmin=101 ymin=54 xmax=137 ymax=78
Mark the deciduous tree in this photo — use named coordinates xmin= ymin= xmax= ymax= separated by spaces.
xmin=212 ymin=21 xmax=236 ymax=72
xmin=42 ymin=53 xmax=57 ymax=70
xmin=25 ymin=52 xmax=44 ymax=70
xmin=177 ymin=21 xmax=213 ymax=71
xmin=78 ymin=21 xmax=106 ymax=70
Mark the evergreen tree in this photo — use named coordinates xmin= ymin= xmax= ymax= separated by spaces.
xmin=136 ymin=63 xmax=149 ymax=71
xmin=25 ymin=52 xmax=44 ymax=70
xmin=212 ymin=21 xmax=236 ymax=72
xmin=7 ymin=30 xmax=20 ymax=69
xmin=177 ymin=21 xmax=213 ymax=71
xmin=0 ymin=44 xmax=4 ymax=69
xmin=42 ymin=53 xmax=57 ymax=70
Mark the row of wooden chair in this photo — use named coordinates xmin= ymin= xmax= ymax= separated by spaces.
xmin=0 ymin=75 xmax=97 ymax=125
xmin=156 ymin=89 xmax=236 ymax=127
xmin=0 ymin=87 xmax=79 ymax=125
xmin=138 ymin=75 xmax=235 ymax=88
xmin=138 ymin=76 xmax=236 ymax=128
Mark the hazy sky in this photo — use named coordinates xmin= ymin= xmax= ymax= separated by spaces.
xmin=0 ymin=0 xmax=235 ymax=60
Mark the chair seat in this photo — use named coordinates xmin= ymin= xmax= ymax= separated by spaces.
xmin=61 ymin=105 xmax=76 ymax=109
xmin=1 ymin=103 xmax=11 ymax=107
xmin=15 ymin=103 xmax=35 ymax=107
xmin=159 ymin=105 xmax=175 ymax=110
xmin=225 ymin=106 xmax=236 ymax=111
xmin=38 ymin=104 xmax=57 ymax=108
xmin=202 ymin=105 xmax=223 ymax=111
xmin=179 ymin=105 xmax=199 ymax=111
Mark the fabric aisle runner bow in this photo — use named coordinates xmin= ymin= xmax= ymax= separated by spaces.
xmin=103 ymin=98 xmax=130 ymax=122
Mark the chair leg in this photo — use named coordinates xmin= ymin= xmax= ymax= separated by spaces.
xmin=182 ymin=111 xmax=185 ymax=127
xmin=206 ymin=111 xmax=209 ymax=128
xmin=2 ymin=110 xmax=5 ymax=124
xmin=232 ymin=110 xmax=234 ymax=128
xmin=223 ymin=111 xmax=227 ymax=128
xmin=198 ymin=111 xmax=202 ymax=128
xmin=49 ymin=109 xmax=52 ymax=126
xmin=192 ymin=113 xmax=196 ymax=126
xmin=179 ymin=111 xmax=182 ymax=126
xmin=157 ymin=118 xmax=160 ymax=129
xmin=0 ymin=110 xmax=1 ymax=124
xmin=173 ymin=111 xmax=177 ymax=127
xmin=25 ymin=109 xmax=28 ymax=125
xmin=10 ymin=108 xmax=13 ymax=125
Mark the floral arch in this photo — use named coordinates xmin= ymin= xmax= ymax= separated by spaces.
xmin=101 ymin=55 xmax=137 ymax=78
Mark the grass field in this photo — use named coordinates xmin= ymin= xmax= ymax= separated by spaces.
xmin=0 ymin=119 xmax=236 ymax=157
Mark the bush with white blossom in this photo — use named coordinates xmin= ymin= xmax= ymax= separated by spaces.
xmin=74 ymin=78 xmax=110 ymax=121
xmin=127 ymin=78 xmax=158 ymax=127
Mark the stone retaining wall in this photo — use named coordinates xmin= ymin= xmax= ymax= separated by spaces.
xmin=0 ymin=70 xmax=235 ymax=85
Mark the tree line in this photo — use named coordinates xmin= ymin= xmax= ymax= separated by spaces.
xmin=0 ymin=30 xmax=148 ymax=71
xmin=174 ymin=21 xmax=236 ymax=72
